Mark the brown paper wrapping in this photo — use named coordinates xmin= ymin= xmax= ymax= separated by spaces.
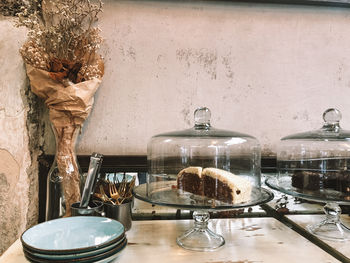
xmin=26 ymin=64 xmax=101 ymax=128
xmin=26 ymin=64 xmax=101 ymax=216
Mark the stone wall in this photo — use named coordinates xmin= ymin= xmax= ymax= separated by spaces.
xmin=0 ymin=17 xmax=40 ymax=255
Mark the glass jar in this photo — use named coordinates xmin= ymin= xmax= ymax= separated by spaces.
xmin=46 ymin=124 xmax=82 ymax=220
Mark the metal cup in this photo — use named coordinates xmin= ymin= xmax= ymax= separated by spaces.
xmin=71 ymin=200 xmax=105 ymax=217
xmin=104 ymin=199 xmax=133 ymax=231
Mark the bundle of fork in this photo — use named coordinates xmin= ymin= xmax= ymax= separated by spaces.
xmin=94 ymin=175 xmax=136 ymax=205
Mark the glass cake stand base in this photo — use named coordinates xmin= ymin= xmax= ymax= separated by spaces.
xmin=133 ymin=183 xmax=274 ymax=251
xmin=306 ymin=202 xmax=350 ymax=242
xmin=265 ymin=177 xmax=350 ymax=242
xmin=176 ymin=211 xmax=224 ymax=251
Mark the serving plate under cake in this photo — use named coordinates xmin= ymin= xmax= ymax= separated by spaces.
xmin=265 ymin=176 xmax=350 ymax=205
xmin=133 ymin=181 xmax=273 ymax=211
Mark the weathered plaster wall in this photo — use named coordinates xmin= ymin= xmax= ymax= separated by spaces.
xmin=0 ymin=17 xmax=39 ymax=254
xmin=46 ymin=0 xmax=350 ymax=156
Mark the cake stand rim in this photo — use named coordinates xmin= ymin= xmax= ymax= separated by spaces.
xmin=132 ymin=183 xmax=274 ymax=211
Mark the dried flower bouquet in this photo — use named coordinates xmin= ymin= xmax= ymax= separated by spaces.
xmin=18 ymin=0 xmax=104 ymax=216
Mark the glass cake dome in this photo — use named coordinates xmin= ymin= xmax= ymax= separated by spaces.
xmin=277 ymin=108 xmax=350 ymax=199
xmin=135 ymin=107 xmax=273 ymax=251
xmin=272 ymin=108 xmax=350 ymax=241
xmin=147 ymin=107 xmax=261 ymax=204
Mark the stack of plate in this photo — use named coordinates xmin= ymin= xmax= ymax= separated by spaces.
xmin=21 ymin=216 xmax=126 ymax=263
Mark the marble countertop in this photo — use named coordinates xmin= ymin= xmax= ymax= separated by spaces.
xmin=286 ymin=214 xmax=350 ymax=261
xmin=0 ymin=217 xmax=340 ymax=263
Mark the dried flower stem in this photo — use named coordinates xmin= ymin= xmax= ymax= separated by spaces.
xmin=53 ymin=124 xmax=81 ymax=217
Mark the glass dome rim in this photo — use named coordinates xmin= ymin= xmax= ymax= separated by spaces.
xmin=151 ymin=127 xmax=258 ymax=140
xmin=280 ymin=128 xmax=350 ymax=141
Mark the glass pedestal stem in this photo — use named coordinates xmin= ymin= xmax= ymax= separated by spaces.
xmin=307 ymin=202 xmax=350 ymax=241
xmin=176 ymin=211 xmax=225 ymax=251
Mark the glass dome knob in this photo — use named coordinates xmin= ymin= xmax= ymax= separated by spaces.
xmin=194 ymin=107 xmax=211 ymax=128
xmin=323 ymin=108 xmax=342 ymax=125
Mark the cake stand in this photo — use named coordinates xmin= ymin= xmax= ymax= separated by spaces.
xmin=133 ymin=182 xmax=273 ymax=251
xmin=265 ymin=176 xmax=350 ymax=241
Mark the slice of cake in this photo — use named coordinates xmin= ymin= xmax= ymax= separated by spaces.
xmin=177 ymin=167 xmax=203 ymax=196
xmin=292 ymin=170 xmax=350 ymax=194
xmin=176 ymin=167 xmax=251 ymax=204
xmin=291 ymin=171 xmax=322 ymax=191
xmin=202 ymin=168 xmax=252 ymax=204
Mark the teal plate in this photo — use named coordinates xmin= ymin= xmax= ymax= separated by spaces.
xmin=23 ymin=238 xmax=127 ymax=263
xmin=23 ymin=236 xmax=125 ymax=260
xmin=21 ymin=217 xmax=125 ymax=254
xmin=105 ymin=173 xmax=134 ymax=183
